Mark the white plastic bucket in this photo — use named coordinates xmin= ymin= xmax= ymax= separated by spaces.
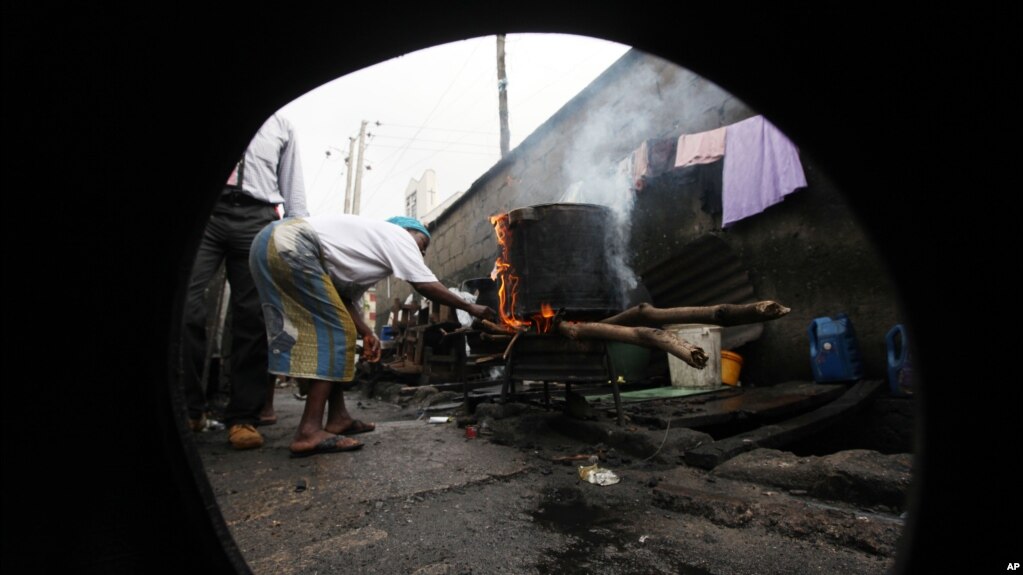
xmin=665 ymin=324 xmax=722 ymax=388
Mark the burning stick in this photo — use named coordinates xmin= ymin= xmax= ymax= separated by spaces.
xmin=502 ymin=330 xmax=523 ymax=360
xmin=482 ymin=315 xmax=519 ymax=333
xmin=599 ymin=301 xmax=791 ymax=328
xmin=557 ymin=321 xmax=709 ymax=369
xmin=479 ymin=318 xmax=526 ymax=359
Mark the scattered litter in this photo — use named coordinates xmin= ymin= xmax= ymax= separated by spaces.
xmin=428 ymin=416 xmax=451 ymax=424
xmin=590 ymin=469 xmax=620 ymax=485
xmin=639 ymin=535 xmax=650 ymax=543
xmin=295 ymin=479 xmax=307 ymax=493
xmin=577 ymin=464 xmax=597 ymax=481
xmin=578 ymin=463 xmax=620 ymax=486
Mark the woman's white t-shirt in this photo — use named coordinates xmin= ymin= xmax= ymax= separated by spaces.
xmin=304 ymin=214 xmax=438 ymax=300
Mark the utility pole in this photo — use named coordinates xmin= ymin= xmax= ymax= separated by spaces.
xmin=343 ymin=136 xmax=357 ymax=214
xmin=351 ymin=120 xmax=368 ymax=215
xmin=496 ymin=34 xmax=510 ymax=158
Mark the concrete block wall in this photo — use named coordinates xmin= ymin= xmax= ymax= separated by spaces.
xmin=376 ymin=49 xmax=905 ymax=386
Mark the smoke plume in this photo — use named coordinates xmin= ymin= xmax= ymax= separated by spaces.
xmin=557 ymin=61 xmax=667 ymax=307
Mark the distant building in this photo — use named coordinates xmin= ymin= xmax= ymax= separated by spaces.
xmin=420 ymin=190 xmax=463 ymax=227
xmin=404 ymin=169 xmax=437 ymax=220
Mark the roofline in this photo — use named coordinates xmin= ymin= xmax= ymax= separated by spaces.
xmin=427 ymin=48 xmax=641 ymax=232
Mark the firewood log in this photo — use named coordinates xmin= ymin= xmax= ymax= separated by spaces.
xmin=599 ymin=301 xmax=791 ymax=328
xmin=557 ymin=321 xmax=708 ymax=369
xmin=481 ymin=319 xmax=520 ymax=334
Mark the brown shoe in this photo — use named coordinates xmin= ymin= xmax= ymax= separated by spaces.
xmin=228 ymin=424 xmax=264 ymax=450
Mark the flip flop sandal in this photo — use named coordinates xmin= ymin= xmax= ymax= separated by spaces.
xmin=289 ymin=435 xmax=363 ymax=458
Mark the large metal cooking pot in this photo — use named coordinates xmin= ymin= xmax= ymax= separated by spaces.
xmin=502 ymin=202 xmax=623 ymax=320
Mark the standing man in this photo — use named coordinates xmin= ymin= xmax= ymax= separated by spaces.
xmin=183 ymin=112 xmax=308 ymax=450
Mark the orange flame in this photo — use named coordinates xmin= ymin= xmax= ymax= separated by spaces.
xmin=490 ymin=214 xmax=529 ymax=329
xmin=490 ymin=214 xmax=555 ymax=333
xmin=532 ymin=302 xmax=556 ymax=334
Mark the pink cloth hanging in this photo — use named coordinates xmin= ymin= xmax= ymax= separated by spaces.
xmin=674 ymin=127 xmax=726 ymax=168
xmin=632 ymin=140 xmax=649 ymax=190
xmin=630 ymin=138 xmax=677 ymax=191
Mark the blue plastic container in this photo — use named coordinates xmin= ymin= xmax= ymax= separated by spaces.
xmin=381 ymin=325 xmax=395 ymax=342
xmin=885 ymin=324 xmax=913 ymax=396
xmin=808 ymin=313 xmax=864 ymax=382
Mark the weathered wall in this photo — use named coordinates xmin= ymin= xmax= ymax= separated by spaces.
xmin=378 ymin=48 xmax=905 ymax=385
xmin=632 ymin=155 xmax=904 ymax=385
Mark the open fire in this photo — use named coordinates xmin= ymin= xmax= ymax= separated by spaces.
xmin=490 ymin=213 xmax=556 ymax=334
xmin=479 ymin=203 xmax=782 ymax=392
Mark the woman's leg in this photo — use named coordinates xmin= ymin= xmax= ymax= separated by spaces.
xmin=324 ymin=383 xmax=375 ymax=435
xmin=290 ymin=378 xmax=362 ymax=453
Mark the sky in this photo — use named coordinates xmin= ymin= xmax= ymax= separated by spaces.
xmin=275 ymin=33 xmax=632 ymax=221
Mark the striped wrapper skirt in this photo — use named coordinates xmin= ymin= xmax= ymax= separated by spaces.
xmin=249 ymin=218 xmax=357 ymax=382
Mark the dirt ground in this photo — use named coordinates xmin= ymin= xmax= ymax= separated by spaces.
xmin=191 ymin=379 xmax=910 ymax=575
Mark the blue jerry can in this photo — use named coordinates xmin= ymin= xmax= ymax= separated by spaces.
xmin=885 ymin=324 xmax=913 ymax=396
xmin=808 ymin=313 xmax=864 ymax=382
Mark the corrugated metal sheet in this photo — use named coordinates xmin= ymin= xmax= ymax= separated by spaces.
xmin=639 ymin=234 xmax=762 ymax=349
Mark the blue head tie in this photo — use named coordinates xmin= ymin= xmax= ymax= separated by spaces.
xmin=386 ymin=216 xmax=430 ymax=239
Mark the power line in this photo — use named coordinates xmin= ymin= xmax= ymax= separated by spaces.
xmin=365 ymin=144 xmax=498 ymax=155
xmin=369 ymin=41 xmax=484 ymax=198
xmin=376 ymin=123 xmax=497 ymax=135
xmin=309 ymin=152 xmax=329 ymax=193
xmin=369 ymin=134 xmax=498 ymax=148
xmin=313 ymin=168 xmax=347 ymax=215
